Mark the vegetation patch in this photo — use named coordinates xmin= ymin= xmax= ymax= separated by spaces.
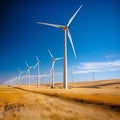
xmin=4 ymin=103 xmax=25 ymax=112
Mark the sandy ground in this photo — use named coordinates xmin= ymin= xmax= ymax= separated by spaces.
xmin=0 ymin=84 xmax=120 ymax=120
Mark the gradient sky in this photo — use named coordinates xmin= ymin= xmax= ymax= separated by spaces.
xmin=0 ymin=0 xmax=120 ymax=83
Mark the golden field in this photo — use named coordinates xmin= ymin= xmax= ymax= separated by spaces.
xmin=29 ymin=79 xmax=120 ymax=107
xmin=0 ymin=79 xmax=120 ymax=120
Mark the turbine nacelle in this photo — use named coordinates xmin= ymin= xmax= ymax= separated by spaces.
xmin=18 ymin=68 xmax=24 ymax=75
xmin=25 ymin=61 xmax=34 ymax=74
xmin=52 ymin=59 xmax=55 ymax=62
xmin=48 ymin=49 xmax=63 ymax=72
xmin=60 ymin=26 xmax=68 ymax=31
xmin=34 ymin=56 xmax=40 ymax=70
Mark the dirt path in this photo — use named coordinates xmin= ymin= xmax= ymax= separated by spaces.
xmin=0 ymin=86 xmax=120 ymax=120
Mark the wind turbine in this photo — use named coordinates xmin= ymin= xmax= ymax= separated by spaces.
xmin=92 ymin=71 xmax=95 ymax=81
xmin=25 ymin=62 xmax=34 ymax=86
xmin=36 ymin=5 xmax=82 ymax=89
xmin=48 ymin=49 xmax=63 ymax=88
xmin=13 ymin=74 xmax=18 ymax=85
xmin=18 ymin=68 xmax=24 ymax=85
xmin=34 ymin=56 xmax=40 ymax=88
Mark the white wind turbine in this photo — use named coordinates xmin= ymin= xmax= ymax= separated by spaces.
xmin=18 ymin=68 xmax=24 ymax=85
xmin=34 ymin=56 xmax=40 ymax=88
xmin=48 ymin=68 xmax=51 ymax=87
xmin=25 ymin=62 xmax=34 ymax=86
xmin=48 ymin=49 xmax=63 ymax=88
xmin=37 ymin=5 xmax=82 ymax=89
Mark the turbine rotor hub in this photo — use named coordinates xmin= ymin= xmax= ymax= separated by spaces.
xmin=61 ymin=26 xmax=68 ymax=31
xmin=52 ymin=59 xmax=54 ymax=62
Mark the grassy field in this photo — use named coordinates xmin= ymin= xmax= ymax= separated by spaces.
xmin=0 ymin=79 xmax=120 ymax=120
xmin=22 ymin=79 xmax=120 ymax=108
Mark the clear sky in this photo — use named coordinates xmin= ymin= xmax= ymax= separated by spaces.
xmin=0 ymin=0 xmax=120 ymax=83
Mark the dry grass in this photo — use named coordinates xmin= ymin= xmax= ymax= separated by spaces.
xmin=22 ymin=79 xmax=120 ymax=107
xmin=0 ymin=79 xmax=120 ymax=120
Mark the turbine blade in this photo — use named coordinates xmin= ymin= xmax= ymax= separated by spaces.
xmin=67 ymin=5 xmax=82 ymax=27
xmin=50 ymin=61 xmax=55 ymax=73
xmin=33 ymin=63 xmax=38 ymax=70
xmin=36 ymin=56 xmax=40 ymax=62
xmin=55 ymin=57 xmax=63 ymax=61
xmin=48 ymin=49 xmax=54 ymax=58
xmin=25 ymin=61 xmax=29 ymax=68
xmin=36 ymin=22 xmax=63 ymax=28
xmin=67 ymin=29 xmax=77 ymax=58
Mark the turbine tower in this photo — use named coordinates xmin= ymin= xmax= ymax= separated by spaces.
xmin=48 ymin=49 xmax=63 ymax=88
xmin=34 ymin=56 xmax=40 ymax=88
xmin=37 ymin=5 xmax=82 ymax=89
xmin=25 ymin=62 xmax=33 ymax=86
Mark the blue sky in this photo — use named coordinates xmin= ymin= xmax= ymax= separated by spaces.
xmin=0 ymin=0 xmax=120 ymax=83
